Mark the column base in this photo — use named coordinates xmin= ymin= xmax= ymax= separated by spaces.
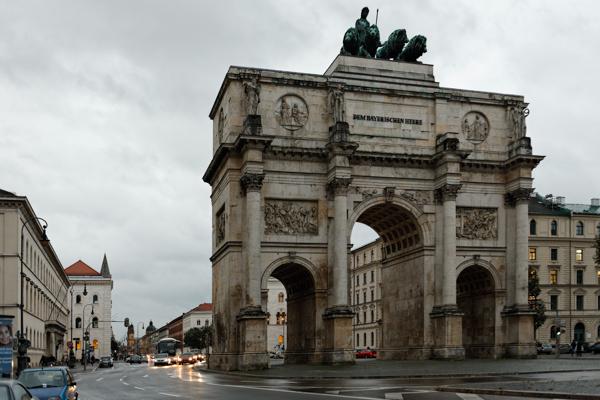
xmin=430 ymin=305 xmax=465 ymax=360
xmin=502 ymin=305 xmax=537 ymax=359
xmin=321 ymin=306 xmax=354 ymax=365
xmin=218 ymin=306 xmax=268 ymax=371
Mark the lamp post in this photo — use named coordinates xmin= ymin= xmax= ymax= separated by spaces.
xmin=136 ymin=322 xmax=144 ymax=355
xmin=82 ymin=303 xmax=94 ymax=371
xmin=18 ymin=217 xmax=49 ymax=377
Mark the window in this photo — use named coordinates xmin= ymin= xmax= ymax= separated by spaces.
xmin=550 ymin=326 xmax=557 ymax=339
xmin=356 ymin=293 xmax=359 ymax=304
xmin=92 ymin=294 xmax=98 ymax=304
xmin=576 ymin=295 xmax=584 ymax=311
xmin=370 ymin=289 xmax=374 ymax=302
xmin=550 ymin=295 xmax=558 ymax=311
xmin=551 ymin=248 xmax=558 ymax=261
xmin=76 ymin=295 xmax=81 ymax=304
xmin=363 ymin=333 xmax=366 ymax=347
xmin=278 ymin=292 xmax=284 ymax=303
xmin=92 ymin=317 xmax=99 ymax=328
xmin=370 ymin=309 xmax=374 ymax=322
xmin=363 ymin=311 xmax=366 ymax=324
xmin=597 ymin=223 xmax=600 ymax=237
xmin=356 ymin=276 xmax=360 ymax=286
xmin=576 ymin=221 xmax=584 ymax=236
xmin=363 ymin=292 xmax=367 ymax=303
xmin=576 ymin=248 xmax=584 ymax=262
xmin=528 ymin=248 xmax=536 ymax=261
xmin=370 ymin=270 xmax=374 ymax=282
xmin=356 ymin=313 xmax=360 ymax=324
xmin=597 ymin=271 xmax=600 ymax=285
xmin=576 ymin=270 xmax=584 ymax=285
xmin=551 ymin=220 xmax=558 ymax=236
xmin=356 ymin=333 xmax=359 ymax=346
xmin=276 ymin=312 xmax=281 ymax=325
xmin=597 ymin=325 xmax=600 ymax=338
xmin=370 ymin=250 xmax=374 ymax=261
xmin=196 ymin=320 xmax=201 ymax=326
xmin=371 ymin=331 xmax=374 ymax=346
xmin=530 ymin=219 xmax=537 ymax=235
xmin=75 ymin=317 xmax=81 ymax=329
xmin=550 ymin=270 xmax=558 ymax=285
xmin=597 ymin=295 xmax=600 ymax=310
xmin=205 ymin=320 xmax=209 ymax=327
xmin=363 ymin=273 xmax=366 ymax=285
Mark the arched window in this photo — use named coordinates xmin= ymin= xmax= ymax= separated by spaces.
xmin=275 ymin=312 xmax=281 ymax=325
xmin=277 ymin=312 xmax=286 ymax=325
xmin=92 ymin=294 xmax=99 ymax=304
xmin=596 ymin=223 xmax=600 ymax=237
xmin=92 ymin=317 xmax=99 ymax=328
xmin=550 ymin=325 xmax=557 ymax=339
xmin=576 ymin=221 xmax=584 ymax=236
xmin=75 ymin=317 xmax=81 ymax=329
xmin=551 ymin=220 xmax=558 ymax=236
xmin=205 ymin=319 xmax=209 ymax=327
xmin=597 ymin=325 xmax=600 ymax=338
xmin=530 ymin=219 xmax=537 ymax=235
xmin=278 ymin=292 xmax=284 ymax=303
xmin=76 ymin=295 xmax=81 ymax=304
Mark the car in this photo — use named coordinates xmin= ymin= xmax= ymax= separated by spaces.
xmin=0 ymin=379 xmax=40 ymax=400
xmin=536 ymin=343 xmax=553 ymax=355
xmin=589 ymin=341 xmax=600 ymax=354
xmin=153 ymin=353 xmax=171 ymax=366
xmin=178 ymin=352 xmax=196 ymax=364
xmin=18 ymin=367 xmax=78 ymax=400
xmin=355 ymin=349 xmax=377 ymax=359
xmin=128 ymin=355 xmax=142 ymax=364
xmin=99 ymin=356 xmax=113 ymax=368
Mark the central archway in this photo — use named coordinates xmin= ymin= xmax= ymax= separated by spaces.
xmin=457 ymin=265 xmax=496 ymax=358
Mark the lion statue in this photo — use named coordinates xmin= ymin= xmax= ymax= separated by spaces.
xmin=340 ymin=27 xmax=360 ymax=56
xmin=398 ymin=35 xmax=428 ymax=62
xmin=361 ymin=25 xmax=381 ymax=58
xmin=375 ymin=29 xmax=408 ymax=60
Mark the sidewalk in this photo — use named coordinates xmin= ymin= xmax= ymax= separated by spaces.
xmin=198 ymin=358 xmax=600 ymax=380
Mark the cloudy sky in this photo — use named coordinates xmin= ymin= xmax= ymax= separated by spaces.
xmin=1 ymin=0 xmax=599 ymax=340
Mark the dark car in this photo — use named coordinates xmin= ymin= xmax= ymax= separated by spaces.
xmin=18 ymin=367 xmax=78 ymax=400
xmin=536 ymin=343 xmax=553 ymax=355
xmin=590 ymin=341 xmax=600 ymax=354
xmin=178 ymin=352 xmax=196 ymax=364
xmin=99 ymin=356 xmax=113 ymax=368
xmin=0 ymin=379 xmax=39 ymax=400
xmin=128 ymin=355 xmax=142 ymax=364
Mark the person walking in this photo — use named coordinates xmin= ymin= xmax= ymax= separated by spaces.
xmin=576 ymin=340 xmax=583 ymax=357
xmin=570 ymin=339 xmax=577 ymax=357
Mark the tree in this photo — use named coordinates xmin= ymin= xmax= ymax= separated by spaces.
xmin=593 ymin=235 xmax=600 ymax=267
xmin=528 ymin=270 xmax=546 ymax=336
xmin=185 ymin=326 xmax=213 ymax=353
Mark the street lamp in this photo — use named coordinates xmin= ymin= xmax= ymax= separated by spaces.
xmin=136 ymin=322 xmax=145 ymax=355
xmin=18 ymin=217 xmax=49 ymax=376
xmin=82 ymin=303 xmax=94 ymax=371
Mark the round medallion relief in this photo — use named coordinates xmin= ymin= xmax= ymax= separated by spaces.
xmin=275 ymin=94 xmax=308 ymax=131
xmin=461 ymin=111 xmax=489 ymax=143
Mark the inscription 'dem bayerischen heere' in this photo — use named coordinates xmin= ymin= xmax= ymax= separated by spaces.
xmin=353 ymin=114 xmax=423 ymax=125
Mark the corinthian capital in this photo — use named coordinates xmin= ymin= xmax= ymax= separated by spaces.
xmin=240 ymin=173 xmax=265 ymax=194
xmin=505 ymin=188 xmax=533 ymax=206
xmin=435 ymin=184 xmax=462 ymax=203
xmin=327 ymin=177 xmax=352 ymax=196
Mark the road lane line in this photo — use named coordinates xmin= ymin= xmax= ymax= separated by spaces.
xmin=134 ymin=387 xmax=145 ymax=391
xmin=122 ymin=382 xmax=130 ymax=386
xmin=456 ymin=394 xmax=483 ymax=400
xmin=204 ymin=382 xmax=377 ymax=399
xmin=159 ymin=393 xmax=181 ymax=397
xmin=384 ymin=394 xmax=403 ymax=400
xmin=96 ymin=377 xmax=103 ymax=381
xmin=143 ymin=374 xmax=148 ymax=378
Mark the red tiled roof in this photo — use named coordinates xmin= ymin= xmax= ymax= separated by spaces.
xmin=64 ymin=260 xmax=101 ymax=276
xmin=191 ymin=303 xmax=212 ymax=312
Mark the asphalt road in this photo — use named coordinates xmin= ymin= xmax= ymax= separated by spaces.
xmin=72 ymin=362 xmax=571 ymax=400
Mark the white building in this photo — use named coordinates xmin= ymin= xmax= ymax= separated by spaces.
xmin=182 ymin=303 xmax=212 ymax=352
xmin=0 ymin=189 xmax=71 ymax=369
xmin=65 ymin=256 xmax=113 ymax=359
xmin=265 ymin=278 xmax=287 ymax=351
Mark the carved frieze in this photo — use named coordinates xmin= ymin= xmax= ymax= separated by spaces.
xmin=264 ymin=199 xmax=318 ymax=235
xmin=456 ymin=207 xmax=498 ymax=240
xmin=462 ymin=111 xmax=489 ymax=143
xmin=275 ymin=95 xmax=308 ymax=131
xmin=399 ymin=190 xmax=433 ymax=206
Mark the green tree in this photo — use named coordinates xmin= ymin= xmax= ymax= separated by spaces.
xmin=528 ymin=271 xmax=546 ymax=335
xmin=184 ymin=326 xmax=213 ymax=352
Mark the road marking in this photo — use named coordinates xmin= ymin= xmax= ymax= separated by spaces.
xmin=384 ymin=394 xmax=403 ymax=400
xmin=143 ymin=374 xmax=148 ymax=378
xmin=134 ymin=386 xmax=145 ymax=391
xmin=122 ymin=381 xmax=130 ymax=386
xmin=159 ymin=393 xmax=181 ymax=397
xmin=204 ymin=382 xmax=377 ymax=399
xmin=96 ymin=377 xmax=103 ymax=382
xmin=456 ymin=394 xmax=483 ymax=400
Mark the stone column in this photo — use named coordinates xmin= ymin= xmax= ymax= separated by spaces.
xmin=430 ymin=183 xmax=464 ymax=360
xmin=514 ymin=189 xmax=531 ymax=307
xmin=240 ymin=172 xmax=265 ymax=309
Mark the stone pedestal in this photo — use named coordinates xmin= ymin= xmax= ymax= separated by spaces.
xmin=430 ymin=306 xmax=465 ymax=360
xmin=321 ymin=306 xmax=354 ymax=364
xmin=236 ymin=306 xmax=269 ymax=370
xmin=502 ymin=306 xmax=537 ymax=358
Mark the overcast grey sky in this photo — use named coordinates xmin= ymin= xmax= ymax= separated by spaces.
xmin=1 ymin=0 xmax=598 ymax=340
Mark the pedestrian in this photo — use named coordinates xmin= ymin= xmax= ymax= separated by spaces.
xmin=570 ymin=339 xmax=577 ymax=356
xmin=576 ymin=340 xmax=583 ymax=357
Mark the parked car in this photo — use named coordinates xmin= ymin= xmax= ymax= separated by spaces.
xmin=18 ymin=367 xmax=78 ymax=400
xmin=589 ymin=342 xmax=600 ymax=354
xmin=128 ymin=355 xmax=142 ymax=364
xmin=178 ymin=352 xmax=196 ymax=364
xmin=356 ymin=349 xmax=377 ymax=359
xmin=536 ymin=343 xmax=553 ymax=355
xmin=551 ymin=343 xmax=571 ymax=354
xmin=0 ymin=379 xmax=39 ymax=400
xmin=154 ymin=353 xmax=171 ymax=366
xmin=99 ymin=356 xmax=113 ymax=368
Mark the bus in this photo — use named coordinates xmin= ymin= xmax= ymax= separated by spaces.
xmin=155 ymin=338 xmax=182 ymax=363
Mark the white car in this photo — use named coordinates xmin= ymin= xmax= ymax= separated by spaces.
xmin=153 ymin=353 xmax=171 ymax=366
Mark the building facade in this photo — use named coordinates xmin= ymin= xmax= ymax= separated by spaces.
xmin=182 ymin=303 xmax=213 ymax=351
xmin=65 ymin=256 xmax=113 ymax=359
xmin=350 ymin=239 xmax=382 ymax=350
xmin=265 ymin=278 xmax=287 ymax=351
xmin=0 ymin=189 xmax=70 ymax=369
xmin=529 ymin=195 xmax=600 ymax=344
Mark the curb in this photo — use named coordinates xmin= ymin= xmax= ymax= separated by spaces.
xmin=193 ymin=365 xmax=600 ymax=381
xmin=437 ymin=386 xmax=600 ymax=400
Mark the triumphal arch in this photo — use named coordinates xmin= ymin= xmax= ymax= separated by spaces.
xmin=204 ymin=27 xmax=542 ymax=370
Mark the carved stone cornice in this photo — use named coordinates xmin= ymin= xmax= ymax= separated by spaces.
xmin=435 ymin=184 xmax=462 ymax=203
xmin=240 ymin=173 xmax=265 ymax=194
xmin=327 ymin=177 xmax=352 ymax=196
xmin=504 ymin=188 xmax=533 ymax=206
